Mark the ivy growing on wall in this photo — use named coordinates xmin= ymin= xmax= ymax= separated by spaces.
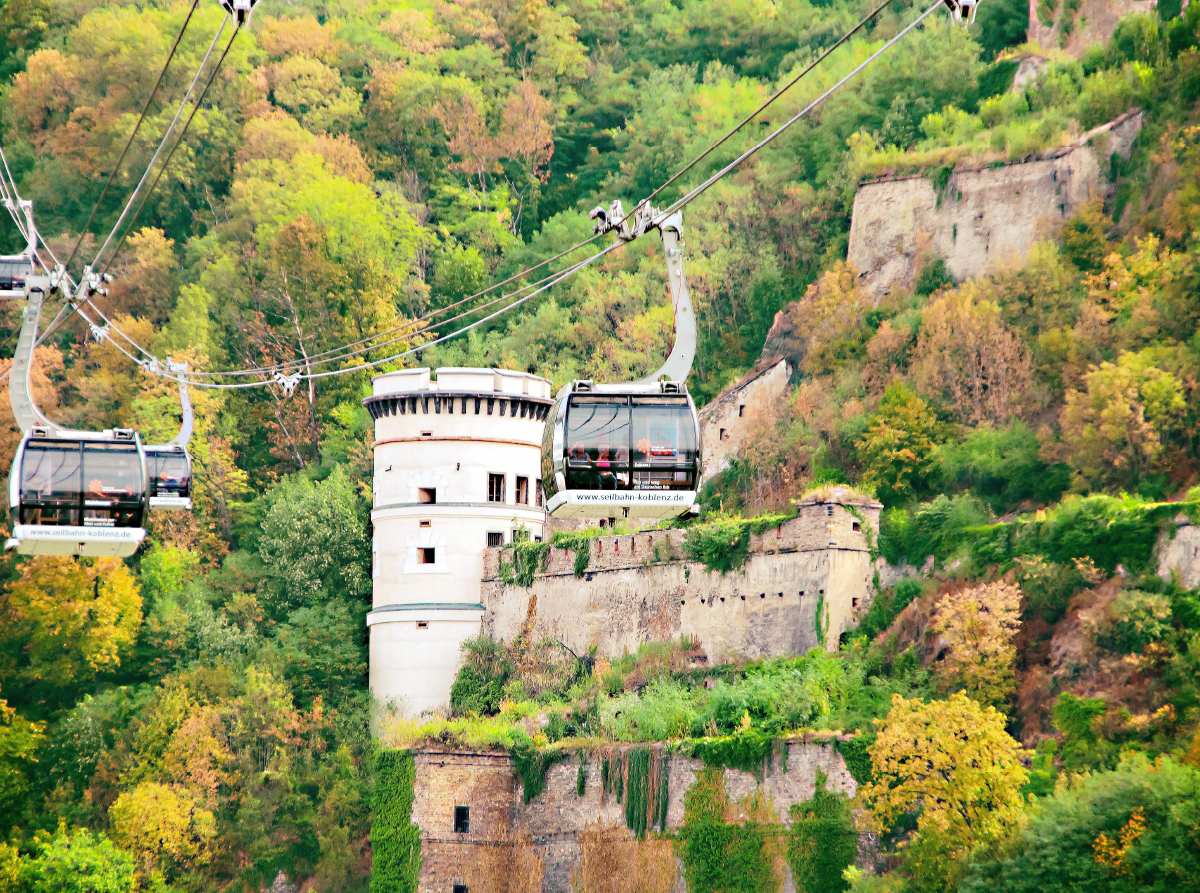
xmin=624 ymin=747 xmax=670 ymax=838
xmin=787 ymin=769 xmax=858 ymax=893
xmin=371 ymin=750 xmax=422 ymax=893
xmin=497 ymin=530 xmax=605 ymax=586
xmin=683 ymin=512 xmax=794 ymax=574
xmin=678 ymin=767 xmax=782 ymax=893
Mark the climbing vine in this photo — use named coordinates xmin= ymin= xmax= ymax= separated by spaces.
xmin=845 ymin=505 xmax=880 ymax=562
xmin=787 ymin=769 xmax=857 ymax=893
xmin=814 ymin=592 xmax=830 ymax=650
xmin=371 ymin=750 xmax=422 ymax=893
xmin=683 ymin=512 xmax=794 ymax=574
xmin=678 ymin=767 xmax=783 ymax=893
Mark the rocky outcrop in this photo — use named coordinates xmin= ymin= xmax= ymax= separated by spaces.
xmin=1029 ymin=0 xmax=1158 ymax=57
xmin=1158 ymin=516 xmax=1200 ymax=590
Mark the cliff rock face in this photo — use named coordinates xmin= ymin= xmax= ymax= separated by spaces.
xmin=846 ymin=111 xmax=1141 ymax=300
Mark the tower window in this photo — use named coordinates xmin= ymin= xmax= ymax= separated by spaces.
xmin=419 ymin=519 xmax=431 ymax=528
xmin=719 ymin=428 xmax=728 ymax=441
xmin=418 ymin=487 xmax=436 ymax=504
xmin=416 ymin=621 xmax=429 ymax=629
xmin=516 ymin=476 xmax=529 ymax=505
xmin=454 ymin=806 xmax=470 ymax=833
xmin=738 ymin=405 xmax=745 ymax=417
xmin=852 ymin=521 xmax=861 ymax=532
xmin=418 ymin=547 xmax=435 ymax=565
xmin=487 ymin=531 xmax=503 ymax=547
xmin=488 ymin=473 xmax=506 ymax=503
xmin=454 ymin=886 xmax=468 ymax=893
xmin=420 ymin=430 xmax=432 ymax=438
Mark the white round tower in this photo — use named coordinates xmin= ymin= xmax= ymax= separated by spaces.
xmin=363 ymin=367 xmax=552 ymax=716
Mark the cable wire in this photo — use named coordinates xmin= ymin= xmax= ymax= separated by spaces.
xmin=26 ymin=0 xmax=944 ymax=391
xmin=642 ymin=0 xmax=896 ymax=205
xmin=92 ymin=15 xmax=229 ymax=273
xmin=62 ymin=0 xmax=203 ymax=275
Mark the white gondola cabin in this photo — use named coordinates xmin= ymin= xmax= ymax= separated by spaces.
xmin=7 ymin=427 xmax=148 ymax=556
xmin=541 ymin=379 xmax=701 ymax=520
xmin=144 ymin=444 xmax=192 ymax=510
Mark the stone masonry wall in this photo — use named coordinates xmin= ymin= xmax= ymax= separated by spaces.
xmin=847 ymin=112 xmax=1141 ymax=300
xmin=414 ymin=741 xmax=857 ymax=893
xmin=482 ymin=500 xmax=882 ymax=659
xmin=412 ymin=752 xmax=518 ymax=893
xmin=698 ymin=358 xmax=792 ymax=479
xmin=1158 ymin=517 xmax=1200 ymax=591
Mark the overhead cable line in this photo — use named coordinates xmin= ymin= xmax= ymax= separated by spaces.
xmin=642 ymin=0 xmax=896 ymax=206
xmin=661 ymin=0 xmax=941 ymax=217
xmin=62 ymin=0 xmax=203 ymax=275
xmin=93 ymin=15 xmax=232 ymax=274
xmin=34 ymin=0 xmax=943 ymax=390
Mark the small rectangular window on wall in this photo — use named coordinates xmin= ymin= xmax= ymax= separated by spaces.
xmin=454 ymin=806 xmax=470 ymax=833
xmin=487 ymin=531 xmax=503 ymax=547
xmin=516 ymin=476 xmax=529 ymax=505
xmin=488 ymin=473 xmax=505 ymax=503
xmin=418 ymin=487 xmax=436 ymax=504
xmin=453 ymin=886 xmax=468 ymax=893
xmin=418 ymin=547 xmax=435 ymax=565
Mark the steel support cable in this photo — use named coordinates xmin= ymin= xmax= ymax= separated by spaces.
xmin=660 ymin=0 xmax=941 ymax=219
xmin=92 ymin=15 xmax=230 ymax=274
xmin=101 ymin=239 xmax=625 ymax=389
xmin=76 ymin=0 xmax=890 ymax=379
xmin=72 ymin=0 xmax=941 ymax=388
xmin=84 ymin=246 xmax=593 ymax=378
xmin=62 ymin=0 xmax=203 ymax=275
xmin=640 ymin=0 xmax=896 ymax=207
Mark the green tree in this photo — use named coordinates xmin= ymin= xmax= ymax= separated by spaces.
xmin=961 ymin=754 xmax=1200 ymax=893
xmin=22 ymin=828 xmax=136 ymax=893
xmin=258 ymin=467 xmax=371 ymax=617
xmin=857 ymin=385 xmax=946 ymax=505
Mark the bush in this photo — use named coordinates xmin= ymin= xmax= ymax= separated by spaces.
xmin=961 ymin=754 xmax=1200 ymax=893
xmin=879 ymin=494 xmax=992 ymax=566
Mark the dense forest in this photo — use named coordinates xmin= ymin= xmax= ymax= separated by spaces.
xmin=0 ymin=0 xmax=1197 ymax=889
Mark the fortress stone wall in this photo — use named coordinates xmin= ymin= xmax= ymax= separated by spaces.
xmin=482 ymin=492 xmax=882 ymax=660
xmin=410 ymin=740 xmax=857 ymax=893
xmin=847 ymin=111 xmax=1141 ymax=299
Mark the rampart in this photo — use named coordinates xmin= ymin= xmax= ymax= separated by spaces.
xmin=847 ymin=111 xmax=1141 ymax=299
xmin=412 ymin=739 xmax=857 ymax=893
xmin=482 ymin=492 xmax=883 ymax=660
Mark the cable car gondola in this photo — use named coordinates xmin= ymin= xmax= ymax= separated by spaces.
xmin=145 ymin=444 xmax=192 ymax=510
xmin=3 ymin=263 xmax=151 ymax=556
xmin=542 ymin=207 xmax=703 ymax=521
xmin=144 ymin=359 xmax=194 ymax=511
xmin=8 ymin=428 xmax=149 ymax=556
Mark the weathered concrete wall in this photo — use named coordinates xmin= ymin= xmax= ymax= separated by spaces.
xmin=1158 ymin=518 xmax=1200 ymax=590
xmin=414 ymin=741 xmax=857 ymax=893
xmin=847 ymin=112 xmax=1141 ymax=299
xmin=698 ymin=358 xmax=792 ymax=479
xmin=1029 ymin=0 xmax=1157 ymax=57
xmin=483 ymin=499 xmax=882 ymax=658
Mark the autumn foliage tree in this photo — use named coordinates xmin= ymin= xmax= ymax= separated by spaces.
xmin=857 ymin=384 xmax=947 ymax=505
xmin=0 ymin=557 xmax=141 ymax=695
xmin=932 ymin=582 xmax=1022 ymax=708
xmin=861 ymin=693 xmax=1028 ymax=892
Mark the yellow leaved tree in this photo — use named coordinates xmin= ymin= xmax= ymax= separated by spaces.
xmin=860 ymin=693 xmax=1028 ymax=893
xmin=0 ymin=556 xmax=141 ymax=690
xmin=931 ymin=581 xmax=1023 ymax=708
xmin=109 ymin=782 xmax=216 ymax=880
